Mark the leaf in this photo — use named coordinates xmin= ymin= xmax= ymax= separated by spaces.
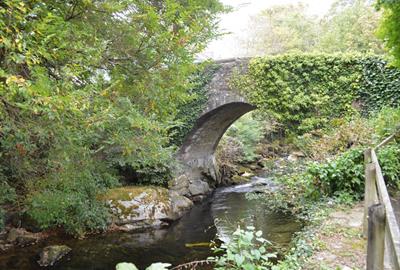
xmin=145 ymin=262 xmax=171 ymax=270
xmin=116 ymin=262 xmax=139 ymax=270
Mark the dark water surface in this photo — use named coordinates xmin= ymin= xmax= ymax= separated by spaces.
xmin=0 ymin=176 xmax=302 ymax=270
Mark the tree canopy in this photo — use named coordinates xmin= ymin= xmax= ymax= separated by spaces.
xmin=377 ymin=0 xmax=400 ymax=66
xmin=0 ymin=0 xmax=224 ymax=235
xmin=243 ymin=0 xmax=384 ymax=56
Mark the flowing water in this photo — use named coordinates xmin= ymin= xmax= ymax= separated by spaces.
xmin=0 ymin=176 xmax=302 ymax=270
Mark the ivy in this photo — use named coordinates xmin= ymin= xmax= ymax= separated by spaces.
xmin=170 ymin=63 xmax=221 ymax=146
xmin=235 ymin=53 xmax=400 ymax=134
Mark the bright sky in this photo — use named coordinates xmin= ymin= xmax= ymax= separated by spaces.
xmin=200 ymin=0 xmax=335 ymax=60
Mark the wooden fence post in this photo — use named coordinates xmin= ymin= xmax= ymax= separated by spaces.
xmin=367 ymin=204 xmax=386 ymax=270
xmin=364 ymin=148 xmax=378 ymax=238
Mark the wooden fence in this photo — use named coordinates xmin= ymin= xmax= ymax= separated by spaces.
xmin=364 ymin=130 xmax=400 ymax=270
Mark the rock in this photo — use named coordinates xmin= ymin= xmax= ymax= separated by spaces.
xmin=231 ymin=175 xmax=250 ymax=184
xmin=6 ymin=228 xmax=39 ymax=246
xmin=292 ymin=151 xmax=306 ymax=157
xmin=169 ymin=191 xmax=193 ymax=219
xmin=38 ymin=245 xmax=71 ymax=267
xmin=287 ymin=154 xmax=298 ymax=162
xmin=103 ymin=186 xmax=195 ymax=230
xmin=188 ymin=180 xmax=210 ymax=196
xmin=168 ymin=175 xmax=190 ymax=196
xmin=104 ymin=187 xmax=174 ymax=228
xmin=16 ymin=234 xmax=38 ymax=246
xmin=6 ymin=228 xmax=21 ymax=243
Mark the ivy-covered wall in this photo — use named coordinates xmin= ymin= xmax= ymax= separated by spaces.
xmin=235 ymin=54 xmax=400 ymax=133
xmin=171 ymin=63 xmax=221 ymax=146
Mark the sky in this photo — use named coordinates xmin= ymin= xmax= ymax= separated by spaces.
xmin=200 ymin=0 xmax=335 ymax=60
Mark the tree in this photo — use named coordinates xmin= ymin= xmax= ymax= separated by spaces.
xmin=0 ymin=0 xmax=224 ymax=235
xmin=243 ymin=0 xmax=384 ymax=55
xmin=377 ymin=0 xmax=400 ymax=66
xmin=318 ymin=0 xmax=384 ymax=54
xmin=244 ymin=3 xmax=319 ymax=56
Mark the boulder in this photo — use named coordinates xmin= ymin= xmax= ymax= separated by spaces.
xmin=169 ymin=191 xmax=193 ymax=219
xmin=188 ymin=180 xmax=210 ymax=196
xmin=231 ymin=175 xmax=250 ymax=184
xmin=103 ymin=186 xmax=194 ymax=231
xmin=168 ymin=174 xmax=190 ymax=196
xmin=6 ymin=228 xmax=38 ymax=246
xmin=38 ymin=245 xmax=71 ymax=267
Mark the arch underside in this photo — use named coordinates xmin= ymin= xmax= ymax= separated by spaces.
xmin=178 ymin=102 xmax=256 ymax=183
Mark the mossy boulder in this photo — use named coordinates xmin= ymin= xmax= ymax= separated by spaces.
xmin=103 ymin=186 xmax=193 ymax=230
xmin=38 ymin=245 xmax=71 ymax=267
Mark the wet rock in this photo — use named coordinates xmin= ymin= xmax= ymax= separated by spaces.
xmin=188 ymin=180 xmax=210 ymax=196
xmin=38 ymin=245 xmax=71 ymax=267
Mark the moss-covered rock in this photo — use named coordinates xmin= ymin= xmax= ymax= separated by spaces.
xmin=38 ymin=245 xmax=71 ymax=267
xmin=103 ymin=186 xmax=192 ymax=231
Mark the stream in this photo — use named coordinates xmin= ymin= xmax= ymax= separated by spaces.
xmin=0 ymin=175 xmax=302 ymax=270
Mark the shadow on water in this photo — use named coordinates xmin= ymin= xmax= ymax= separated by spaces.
xmin=0 ymin=176 xmax=302 ymax=270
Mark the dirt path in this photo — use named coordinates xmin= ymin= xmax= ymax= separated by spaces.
xmin=304 ymin=203 xmax=366 ymax=270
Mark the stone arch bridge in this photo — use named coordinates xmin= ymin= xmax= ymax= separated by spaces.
xmin=171 ymin=58 xmax=255 ymax=199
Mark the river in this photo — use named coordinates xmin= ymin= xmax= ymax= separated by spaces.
xmin=0 ymin=176 xmax=302 ymax=270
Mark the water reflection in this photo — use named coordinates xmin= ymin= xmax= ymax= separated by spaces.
xmin=0 ymin=176 xmax=301 ymax=270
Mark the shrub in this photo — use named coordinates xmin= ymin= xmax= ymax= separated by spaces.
xmin=0 ymin=181 xmax=16 ymax=231
xmin=370 ymin=107 xmax=400 ymax=140
xmin=27 ymin=148 xmax=118 ymax=236
xmin=378 ymin=144 xmax=400 ymax=190
xmin=209 ymin=226 xmax=276 ymax=270
xmin=306 ymin=148 xmax=365 ymax=199
xmin=294 ymin=115 xmax=373 ymax=160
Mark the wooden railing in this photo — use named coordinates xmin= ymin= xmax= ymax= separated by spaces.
xmin=364 ymin=130 xmax=400 ymax=270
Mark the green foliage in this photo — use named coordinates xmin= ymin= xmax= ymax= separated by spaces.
xmin=307 ymin=148 xmax=365 ymax=199
xmin=224 ymin=113 xmax=265 ymax=162
xmin=359 ymin=58 xmax=400 ymax=112
xmin=244 ymin=0 xmax=384 ymax=56
xmin=237 ymin=54 xmax=400 ymax=134
xmin=245 ymin=3 xmax=319 ymax=55
xmin=170 ymin=63 xmax=220 ymax=146
xmin=370 ymin=107 xmax=400 ymax=139
xmin=377 ymin=0 xmax=400 ymax=67
xmin=0 ymin=181 xmax=16 ymax=231
xmin=377 ymin=144 xmax=400 ymax=189
xmin=318 ymin=0 xmax=384 ymax=54
xmin=27 ymin=148 xmax=118 ymax=236
xmin=0 ymin=0 xmax=224 ymax=235
xmin=209 ymin=226 xmax=276 ymax=270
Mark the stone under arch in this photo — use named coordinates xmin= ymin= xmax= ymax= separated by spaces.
xmin=177 ymin=101 xmax=256 ymax=184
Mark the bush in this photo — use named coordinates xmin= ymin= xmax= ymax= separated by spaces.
xmin=27 ymin=148 xmax=118 ymax=236
xmin=307 ymin=148 xmax=365 ymax=199
xmin=370 ymin=107 xmax=400 ymax=140
xmin=0 ymin=181 xmax=16 ymax=231
xmin=378 ymin=144 xmax=400 ymax=190
xmin=293 ymin=115 xmax=373 ymax=160
xmin=209 ymin=226 xmax=276 ymax=270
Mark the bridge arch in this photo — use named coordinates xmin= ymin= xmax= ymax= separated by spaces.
xmin=178 ymin=101 xmax=256 ymax=183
